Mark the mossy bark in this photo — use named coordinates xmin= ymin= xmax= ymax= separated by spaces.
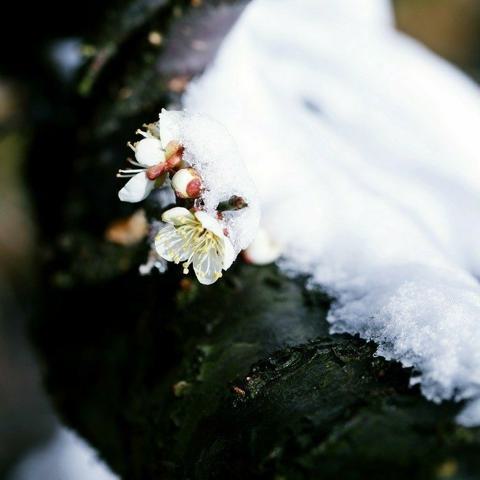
xmin=33 ymin=261 xmax=480 ymax=479
xmin=13 ymin=0 xmax=480 ymax=478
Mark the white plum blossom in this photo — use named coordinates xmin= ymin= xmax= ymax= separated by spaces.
xmin=117 ymin=131 xmax=166 ymax=202
xmin=116 ymin=111 xmax=260 ymax=286
xmin=243 ymin=228 xmax=282 ymax=265
xmin=117 ymin=126 xmax=184 ymax=203
xmin=155 ymin=207 xmax=235 ymax=285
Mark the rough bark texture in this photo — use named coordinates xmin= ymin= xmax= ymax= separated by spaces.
xmin=33 ymin=262 xmax=480 ymax=479
xmin=8 ymin=0 xmax=480 ymax=478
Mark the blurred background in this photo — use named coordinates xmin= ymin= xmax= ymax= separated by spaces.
xmin=2 ymin=0 xmax=480 ymax=478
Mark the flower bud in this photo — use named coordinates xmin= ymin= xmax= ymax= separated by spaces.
xmin=243 ymin=228 xmax=282 ymax=265
xmin=146 ymin=163 xmax=166 ymax=180
xmin=171 ymin=168 xmax=203 ymax=199
xmin=165 ymin=140 xmax=185 ymax=170
xmin=135 ymin=138 xmax=164 ymax=166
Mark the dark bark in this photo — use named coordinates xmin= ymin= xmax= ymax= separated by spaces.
xmin=32 ymin=261 xmax=480 ymax=479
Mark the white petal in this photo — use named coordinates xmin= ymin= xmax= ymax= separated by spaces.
xmin=193 ymin=250 xmax=224 ymax=285
xmin=194 ymin=211 xmax=225 ymax=238
xmin=135 ymin=138 xmax=165 ymax=166
xmin=154 ymin=224 xmax=193 ymax=263
xmin=159 ymin=109 xmax=184 ymax=146
xmin=118 ymin=172 xmax=154 ymax=203
xmin=221 ymin=236 xmax=236 ymax=270
xmin=244 ymin=228 xmax=282 ymax=265
xmin=161 ymin=207 xmax=195 ymax=225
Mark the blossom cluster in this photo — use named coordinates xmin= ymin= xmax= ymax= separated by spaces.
xmin=116 ymin=112 xmax=281 ymax=285
xmin=116 ymin=118 xmax=241 ymax=284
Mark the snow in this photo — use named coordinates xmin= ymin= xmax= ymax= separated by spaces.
xmin=182 ymin=0 xmax=480 ymax=425
xmin=159 ymin=109 xmax=260 ymax=252
xmin=7 ymin=427 xmax=118 ymax=480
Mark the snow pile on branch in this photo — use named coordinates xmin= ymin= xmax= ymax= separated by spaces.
xmin=184 ymin=0 xmax=480 ymax=425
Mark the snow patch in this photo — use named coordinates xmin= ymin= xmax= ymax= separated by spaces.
xmin=183 ymin=0 xmax=480 ymax=425
xmin=7 ymin=427 xmax=118 ymax=480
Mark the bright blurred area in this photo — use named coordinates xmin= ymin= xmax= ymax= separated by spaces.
xmin=394 ymin=0 xmax=480 ymax=73
xmin=1 ymin=0 xmax=480 ymax=478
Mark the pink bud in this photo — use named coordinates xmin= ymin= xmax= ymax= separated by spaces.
xmin=146 ymin=162 xmax=166 ymax=180
xmin=165 ymin=141 xmax=185 ymax=170
xmin=172 ymin=168 xmax=203 ymax=199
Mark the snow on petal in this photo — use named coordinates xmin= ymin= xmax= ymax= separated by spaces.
xmin=159 ymin=109 xmax=184 ymax=147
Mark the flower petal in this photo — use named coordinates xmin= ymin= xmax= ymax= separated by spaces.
xmin=161 ymin=207 xmax=195 ymax=225
xmin=194 ymin=211 xmax=224 ymax=238
xmin=118 ymin=172 xmax=154 ymax=203
xmin=193 ymin=250 xmax=224 ymax=285
xmin=243 ymin=228 xmax=282 ymax=265
xmin=154 ymin=224 xmax=193 ymax=263
xmin=135 ymin=138 xmax=165 ymax=166
xmin=221 ymin=236 xmax=236 ymax=270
